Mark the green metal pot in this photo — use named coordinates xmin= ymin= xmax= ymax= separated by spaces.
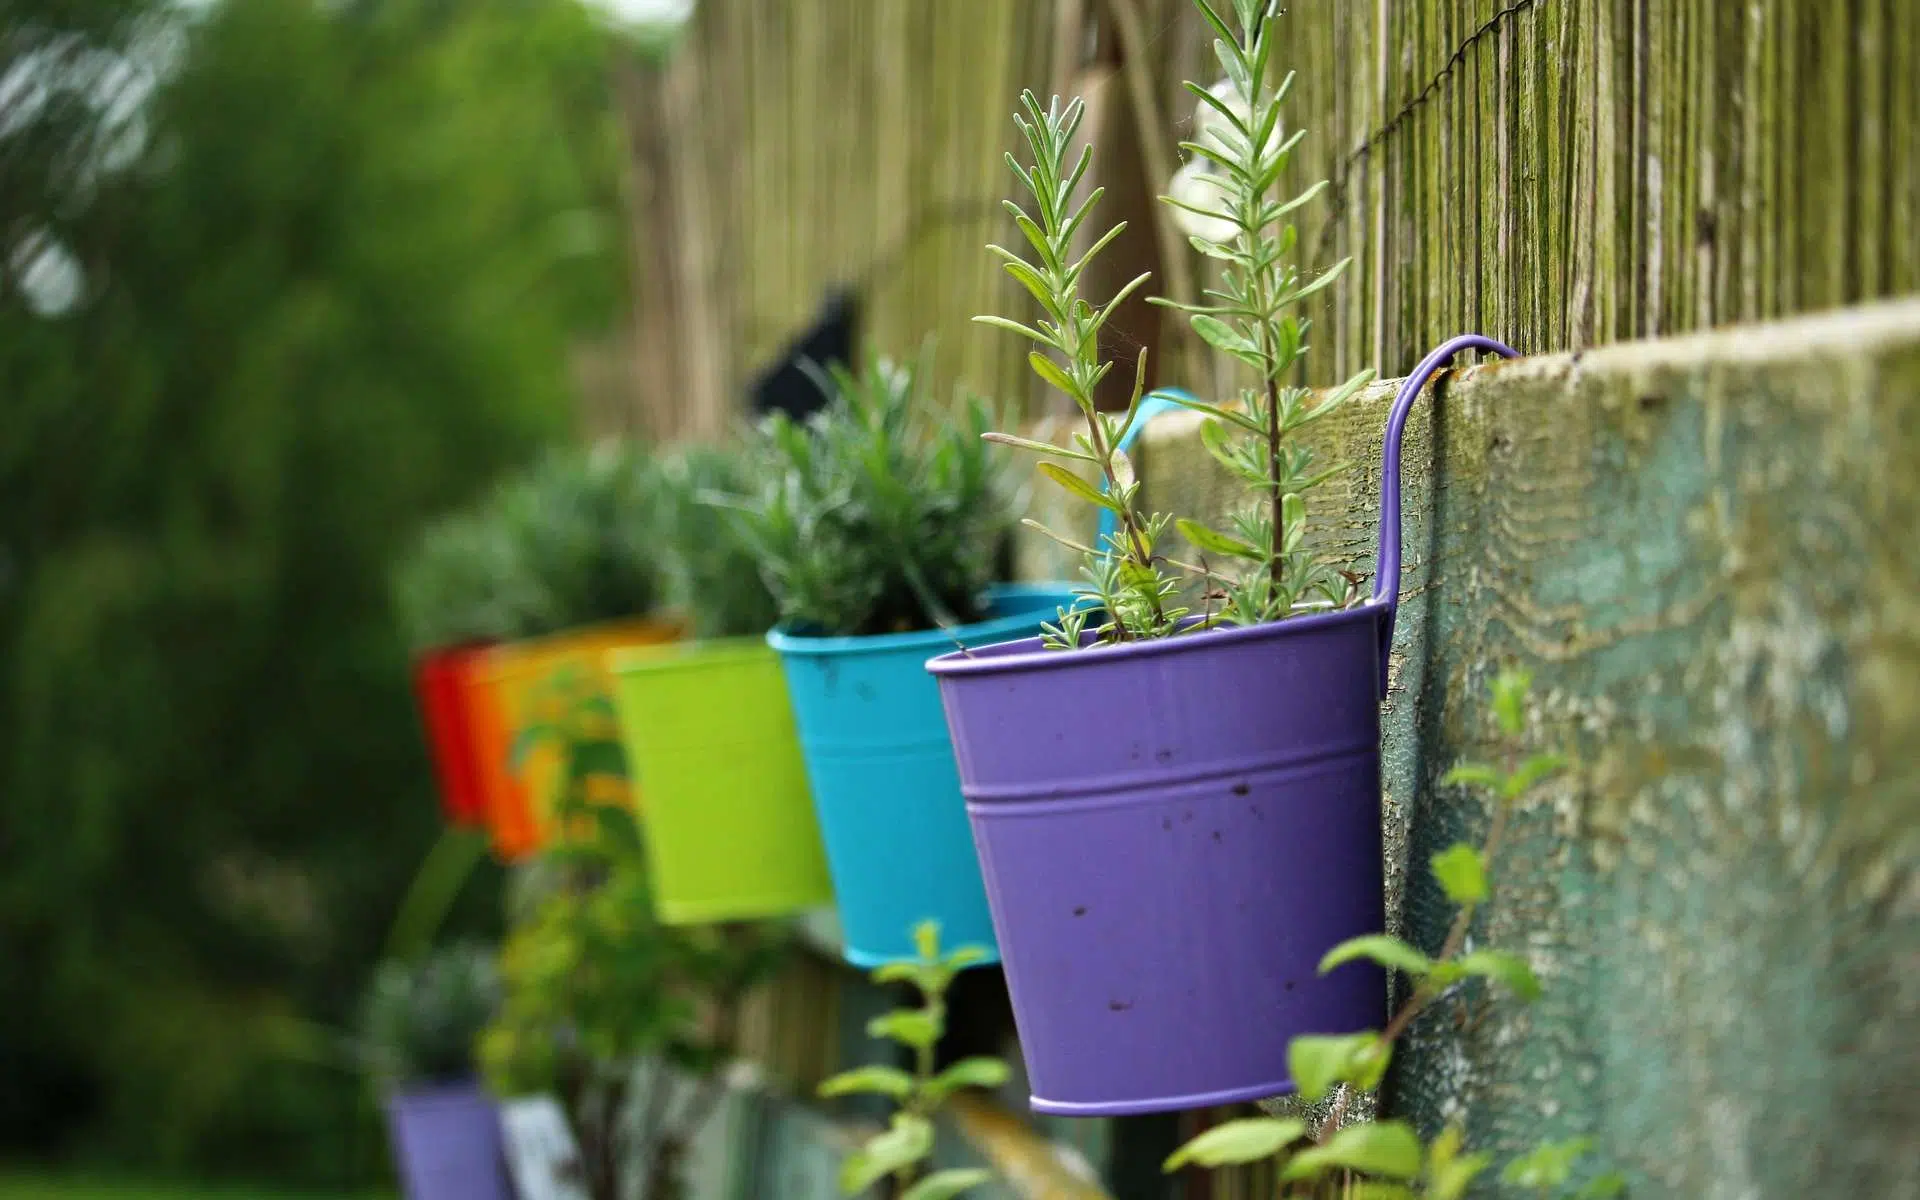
xmin=610 ymin=638 xmax=833 ymax=924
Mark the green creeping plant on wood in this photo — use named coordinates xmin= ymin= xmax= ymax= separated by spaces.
xmin=488 ymin=665 xmax=793 ymax=1200
xmin=1161 ymin=669 xmax=1625 ymax=1199
xmin=977 ymin=0 xmax=1374 ymax=648
xmin=817 ymin=921 xmax=1009 ymax=1199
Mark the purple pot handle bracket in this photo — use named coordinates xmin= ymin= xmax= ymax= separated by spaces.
xmin=1371 ymin=334 xmax=1522 ymax=691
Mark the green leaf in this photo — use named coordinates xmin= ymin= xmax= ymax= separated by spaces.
xmin=867 ymin=1008 xmax=942 ymax=1051
xmin=981 ymin=431 xmax=1096 ymax=463
xmin=942 ymin=944 xmax=991 ymax=972
xmin=1575 ymin=1169 xmax=1630 ymax=1198
xmin=1455 ymin=949 xmax=1542 ymax=1002
xmin=566 ymin=739 xmax=627 ymax=782
xmin=839 ymin=1113 xmax=935 ymax=1194
xmin=1162 ymin=1117 xmax=1306 ymax=1171
xmin=1162 ymin=392 xmax=1265 ymax=434
xmin=817 ymin=1065 xmax=915 ymax=1100
xmin=912 ymin=920 xmax=941 ymax=963
xmin=1491 ymin=668 xmax=1532 ymax=736
xmin=1503 ymin=752 xmax=1569 ymax=800
xmin=1430 ymin=843 xmax=1488 ymax=905
xmin=1176 ymin=517 xmax=1264 ymax=562
xmin=1350 ymin=1186 xmax=1417 ymax=1200
xmin=1431 ymin=1151 xmax=1494 ymax=1199
xmin=1190 ymin=314 xmax=1251 ymax=355
xmin=1288 ymin=1032 xmax=1389 ymax=1102
xmin=1319 ymin=935 xmax=1434 ymax=978
xmin=1441 ymin=761 xmax=1503 ymax=792
xmin=1280 ymin=1120 xmax=1424 ymax=1182
xmin=589 ymin=804 xmax=643 ymax=855
xmin=1281 ymin=492 xmax=1305 ymax=535
xmin=1281 ymin=256 xmax=1353 ymax=307
xmin=924 ymin=1056 xmax=1011 ymax=1103
xmin=1289 ymin=368 xmax=1375 ymax=431
xmin=1501 ymin=1137 xmax=1595 ymax=1189
xmin=1027 ymin=350 xmax=1080 ymax=398
xmin=1426 ymin=1125 xmax=1492 ymax=1200
xmin=971 ymin=313 xmax=1052 ymax=346
xmin=871 ymin=961 xmax=922 ymax=986
xmin=507 ymin=723 xmax=560 ymax=770
xmin=1038 ymin=461 xmax=1121 ymax=513
xmin=901 ymin=1169 xmax=995 ymax=1200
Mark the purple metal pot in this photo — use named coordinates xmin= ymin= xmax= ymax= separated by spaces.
xmin=926 ymin=335 xmax=1518 ymax=1115
xmin=383 ymin=1081 xmax=512 ymax=1200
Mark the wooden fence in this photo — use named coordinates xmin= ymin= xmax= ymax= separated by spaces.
xmin=584 ymin=0 xmax=1917 ymax=440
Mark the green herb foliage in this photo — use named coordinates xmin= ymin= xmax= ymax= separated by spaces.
xmin=978 ymin=0 xmax=1374 ymax=647
xmin=722 ymin=352 xmax=1013 ymax=638
xmin=483 ymin=668 xmax=792 ymax=1200
xmin=655 ymin=444 xmax=781 ymax=639
xmin=392 ymin=512 xmax=548 ymax=652
xmin=817 ymin=921 xmax=1007 ymax=1199
xmin=489 ymin=441 xmax=667 ymax=635
xmin=392 ymin=440 xmax=667 ymax=649
xmin=1161 ymin=670 xmax=1624 ymax=1199
xmin=358 ymin=942 xmax=499 ymax=1089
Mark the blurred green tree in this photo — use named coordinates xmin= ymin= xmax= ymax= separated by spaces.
xmin=0 ymin=0 xmax=628 ymax=1182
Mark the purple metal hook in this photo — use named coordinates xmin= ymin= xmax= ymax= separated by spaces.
xmin=1370 ymin=334 xmax=1522 ymax=690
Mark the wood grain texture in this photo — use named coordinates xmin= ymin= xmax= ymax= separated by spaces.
xmin=1084 ymin=0 xmax=1920 ymax=391
xmin=1101 ymin=300 xmax=1920 ymax=1197
xmin=591 ymin=1 xmax=1066 ymax=443
xmin=594 ymin=1 xmax=1917 ymax=441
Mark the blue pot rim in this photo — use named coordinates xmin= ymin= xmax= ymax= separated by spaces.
xmin=765 ymin=584 xmax=1076 ymax=659
xmin=925 ymin=598 xmax=1388 ymax=678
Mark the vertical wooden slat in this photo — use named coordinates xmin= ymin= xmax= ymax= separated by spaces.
xmin=600 ymin=0 xmax=1916 ymax=439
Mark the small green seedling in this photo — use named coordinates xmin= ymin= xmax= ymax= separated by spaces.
xmin=1162 ymin=668 xmax=1624 ymax=1198
xmin=818 ymin=921 xmax=1010 ymax=1199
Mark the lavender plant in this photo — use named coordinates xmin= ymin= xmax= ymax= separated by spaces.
xmin=1159 ymin=670 xmax=1625 ymax=1199
xmin=720 ymin=350 xmax=1014 ymax=638
xmin=978 ymin=0 xmax=1374 ymax=647
xmin=358 ymin=942 xmax=500 ymax=1089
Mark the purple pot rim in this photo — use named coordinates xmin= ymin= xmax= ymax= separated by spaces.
xmin=384 ymin=1079 xmax=491 ymax=1106
xmin=925 ymin=598 xmax=1386 ymax=679
xmin=1029 ymin=1075 xmax=1298 ymax=1117
xmin=765 ymin=586 xmax=1062 ymax=659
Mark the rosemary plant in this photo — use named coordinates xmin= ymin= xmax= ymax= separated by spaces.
xmin=978 ymin=0 xmax=1374 ymax=646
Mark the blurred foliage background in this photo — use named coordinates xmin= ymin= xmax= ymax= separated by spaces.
xmin=1 ymin=0 xmax=642 ymax=1184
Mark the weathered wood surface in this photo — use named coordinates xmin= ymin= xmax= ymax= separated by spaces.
xmin=591 ymin=0 xmax=1918 ymax=439
xmin=585 ymin=0 xmax=1068 ymax=442
xmin=1028 ymin=301 xmax=1919 ymax=1196
xmin=1120 ymin=0 xmax=1920 ymax=393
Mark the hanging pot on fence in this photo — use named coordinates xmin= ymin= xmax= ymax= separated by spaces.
xmin=926 ymin=337 xmax=1519 ymax=1115
xmin=768 ymin=582 xmax=1080 ymax=966
xmin=610 ymin=637 xmax=833 ymax=923
xmin=411 ymin=644 xmax=493 ymax=828
xmin=383 ymin=1081 xmax=512 ymax=1200
xmin=476 ymin=616 xmax=683 ymax=861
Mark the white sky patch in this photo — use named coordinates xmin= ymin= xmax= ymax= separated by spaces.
xmin=10 ymin=232 xmax=86 ymax=318
xmin=586 ymin=0 xmax=695 ymax=32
